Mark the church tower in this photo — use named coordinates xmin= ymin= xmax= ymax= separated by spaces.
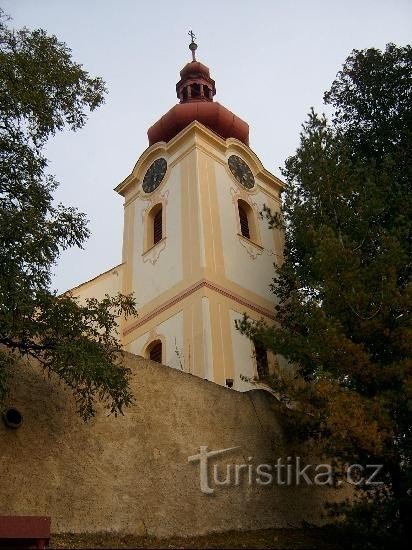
xmin=74 ymin=36 xmax=284 ymax=391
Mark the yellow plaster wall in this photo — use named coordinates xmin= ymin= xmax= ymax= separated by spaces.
xmin=130 ymin=163 xmax=183 ymax=307
xmin=71 ymin=122 xmax=284 ymax=392
xmin=127 ymin=310 xmax=184 ymax=371
xmin=213 ymin=161 xmax=277 ymax=303
xmin=70 ymin=265 xmax=123 ymax=303
xmin=201 ymin=296 xmax=214 ymax=381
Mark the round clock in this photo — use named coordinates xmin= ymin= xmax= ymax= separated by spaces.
xmin=228 ymin=155 xmax=255 ymax=190
xmin=142 ymin=158 xmax=167 ymax=193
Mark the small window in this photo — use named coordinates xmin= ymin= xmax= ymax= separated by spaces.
xmin=238 ymin=202 xmax=250 ymax=239
xmin=254 ymin=340 xmax=268 ymax=379
xmin=191 ymin=83 xmax=201 ymax=97
xmin=153 ymin=207 xmax=162 ymax=244
xmin=148 ymin=340 xmax=162 ymax=363
xmin=146 ymin=203 xmax=164 ymax=251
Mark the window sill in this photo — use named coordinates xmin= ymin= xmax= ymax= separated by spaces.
xmin=142 ymin=237 xmax=166 ymax=257
xmin=237 ymin=233 xmax=263 ymax=250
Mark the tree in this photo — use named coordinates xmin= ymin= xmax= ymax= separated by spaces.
xmin=238 ymin=44 xmax=412 ymax=547
xmin=0 ymin=11 xmax=136 ymax=420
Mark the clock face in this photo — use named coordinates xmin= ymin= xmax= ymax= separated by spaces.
xmin=228 ymin=155 xmax=255 ymax=190
xmin=142 ymin=158 xmax=167 ymax=193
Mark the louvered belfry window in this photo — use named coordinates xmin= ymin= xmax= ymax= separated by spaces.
xmin=254 ymin=340 xmax=269 ymax=379
xmin=149 ymin=341 xmax=162 ymax=363
xmin=153 ymin=207 xmax=162 ymax=244
xmin=238 ymin=203 xmax=250 ymax=239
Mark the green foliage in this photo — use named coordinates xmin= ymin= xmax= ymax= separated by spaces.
xmin=327 ymin=488 xmax=402 ymax=550
xmin=237 ymin=44 xmax=412 ymax=545
xmin=0 ymin=11 xmax=137 ymax=420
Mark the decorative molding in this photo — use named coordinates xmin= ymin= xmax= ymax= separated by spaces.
xmin=230 ymin=186 xmax=263 ymax=251
xmin=141 ymin=189 xmax=169 ymax=264
xmin=237 ymin=234 xmax=263 ymax=260
xmin=123 ymin=278 xmax=276 ymax=336
xmin=115 ymin=122 xmax=284 ymax=197
xmin=141 ymin=189 xmax=169 ymax=220
xmin=229 ymin=186 xmax=258 ymax=212
xmin=142 ymin=330 xmax=166 ymax=362
xmin=142 ymin=237 xmax=167 ymax=266
xmin=230 ymin=185 xmax=243 ymax=204
xmin=123 ymin=187 xmax=140 ymax=207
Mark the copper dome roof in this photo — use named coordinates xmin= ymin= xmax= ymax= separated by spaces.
xmin=147 ymin=52 xmax=249 ymax=146
xmin=148 ymin=101 xmax=249 ymax=146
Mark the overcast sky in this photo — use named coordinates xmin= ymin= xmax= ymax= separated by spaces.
xmin=3 ymin=0 xmax=412 ymax=293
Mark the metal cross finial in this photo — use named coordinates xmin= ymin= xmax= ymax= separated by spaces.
xmin=188 ymin=30 xmax=198 ymax=61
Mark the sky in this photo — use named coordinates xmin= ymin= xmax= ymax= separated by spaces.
xmin=3 ymin=0 xmax=412 ymax=293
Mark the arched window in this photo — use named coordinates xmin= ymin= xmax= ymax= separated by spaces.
xmin=238 ymin=199 xmax=257 ymax=242
xmin=238 ymin=201 xmax=250 ymax=239
xmin=253 ymin=340 xmax=268 ymax=379
xmin=147 ymin=340 xmax=162 ymax=363
xmin=146 ymin=204 xmax=163 ymax=249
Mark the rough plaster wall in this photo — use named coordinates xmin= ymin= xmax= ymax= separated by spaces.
xmin=1 ymin=353 xmax=339 ymax=537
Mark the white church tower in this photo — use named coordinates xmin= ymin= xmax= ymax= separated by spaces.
xmin=72 ymin=36 xmax=284 ymax=391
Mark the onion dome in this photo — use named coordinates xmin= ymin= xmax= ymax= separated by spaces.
xmin=147 ymin=33 xmax=249 ymax=146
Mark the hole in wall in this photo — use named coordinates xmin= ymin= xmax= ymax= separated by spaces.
xmin=2 ymin=407 xmax=23 ymax=429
